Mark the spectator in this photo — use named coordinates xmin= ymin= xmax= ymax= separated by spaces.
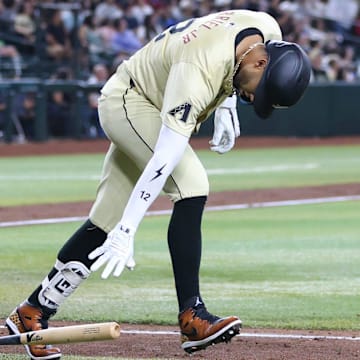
xmin=47 ymin=67 xmax=73 ymax=137
xmin=60 ymin=7 xmax=75 ymax=35
xmin=121 ymin=3 xmax=140 ymax=32
xmin=0 ymin=40 xmax=21 ymax=78
xmin=0 ymin=89 xmax=27 ymax=143
xmin=157 ymin=3 xmax=181 ymax=29
xmin=278 ymin=0 xmax=308 ymax=20
xmin=232 ymin=0 xmax=251 ymax=10
xmin=16 ymin=92 xmax=36 ymax=140
xmin=0 ymin=0 xmax=16 ymax=31
xmin=94 ymin=0 xmax=123 ymax=26
xmin=97 ymin=18 xmax=118 ymax=56
xmin=13 ymin=1 xmax=36 ymax=45
xmin=78 ymin=14 xmax=107 ymax=67
xmin=293 ymin=32 xmax=312 ymax=54
xmin=246 ymin=0 xmax=268 ymax=12
xmin=352 ymin=8 xmax=360 ymax=36
xmin=47 ymin=90 xmax=71 ymax=137
xmin=1 ymin=0 xmax=359 ymax=87
xmin=178 ymin=0 xmax=196 ymax=19
xmin=307 ymin=17 xmax=329 ymax=42
xmin=336 ymin=65 xmax=356 ymax=82
xmin=141 ymin=12 xmax=163 ymax=43
xmin=129 ymin=0 xmax=154 ymax=26
xmin=87 ymin=62 xmax=109 ymax=84
xmin=267 ymin=0 xmax=284 ymax=20
xmin=0 ymin=90 xmax=7 ymax=139
xmin=45 ymin=10 xmax=72 ymax=62
xmin=309 ymin=47 xmax=329 ymax=82
xmin=86 ymin=63 xmax=110 ymax=138
xmin=325 ymin=56 xmax=341 ymax=82
xmin=324 ymin=0 xmax=359 ymax=37
xmin=340 ymin=45 xmax=356 ymax=71
xmin=336 ymin=45 xmax=357 ymax=82
xmin=304 ymin=0 xmax=327 ymax=18
xmin=196 ymin=0 xmax=214 ymax=16
xmin=111 ymin=17 xmax=142 ymax=56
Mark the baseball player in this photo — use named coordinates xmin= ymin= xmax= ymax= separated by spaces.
xmin=5 ymin=9 xmax=311 ymax=359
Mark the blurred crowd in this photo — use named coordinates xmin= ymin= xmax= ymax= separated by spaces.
xmin=0 ymin=0 xmax=360 ymax=141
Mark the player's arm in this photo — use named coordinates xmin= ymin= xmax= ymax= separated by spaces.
xmin=89 ymin=123 xmax=188 ymax=278
xmin=88 ymin=63 xmax=216 ymax=279
xmin=117 ymin=124 xmax=189 ymax=231
xmin=114 ymin=62 xmax=215 ymax=230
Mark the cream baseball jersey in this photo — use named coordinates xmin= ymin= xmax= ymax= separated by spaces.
xmin=121 ymin=10 xmax=282 ymax=137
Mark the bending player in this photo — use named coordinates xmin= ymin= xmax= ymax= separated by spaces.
xmin=5 ymin=9 xmax=310 ymax=359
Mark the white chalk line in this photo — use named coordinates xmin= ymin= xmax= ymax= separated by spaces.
xmin=1 ymin=195 xmax=360 ymax=228
xmin=0 ymin=325 xmax=358 ymax=341
xmin=120 ymin=329 xmax=360 ymax=341
xmin=0 ymin=175 xmax=100 ymax=181
xmin=0 ymin=163 xmax=318 ymax=181
xmin=207 ymin=163 xmax=318 ymax=175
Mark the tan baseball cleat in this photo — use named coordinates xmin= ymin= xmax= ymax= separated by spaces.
xmin=178 ymin=297 xmax=241 ymax=354
xmin=6 ymin=301 xmax=61 ymax=360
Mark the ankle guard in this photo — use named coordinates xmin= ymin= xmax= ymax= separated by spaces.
xmin=38 ymin=259 xmax=90 ymax=310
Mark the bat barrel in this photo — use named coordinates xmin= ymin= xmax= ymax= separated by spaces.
xmin=28 ymin=322 xmax=121 ymax=345
xmin=0 ymin=322 xmax=121 ymax=346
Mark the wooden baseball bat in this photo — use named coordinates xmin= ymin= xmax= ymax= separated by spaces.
xmin=0 ymin=322 xmax=120 ymax=345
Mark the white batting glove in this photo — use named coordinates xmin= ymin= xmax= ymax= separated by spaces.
xmin=209 ymin=94 xmax=240 ymax=154
xmin=89 ymin=224 xmax=136 ymax=279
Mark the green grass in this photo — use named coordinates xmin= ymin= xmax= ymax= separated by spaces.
xmin=1 ymin=145 xmax=360 ymax=206
xmin=1 ymin=144 xmax=360 ymax=359
xmin=1 ymin=201 xmax=359 ymax=331
xmin=0 ymin=154 xmax=104 ymax=206
xmin=204 ymin=144 xmax=360 ymax=191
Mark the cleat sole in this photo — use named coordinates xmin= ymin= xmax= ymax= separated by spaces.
xmin=182 ymin=320 xmax=241 ymax=354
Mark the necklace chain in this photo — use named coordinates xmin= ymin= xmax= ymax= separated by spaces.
xmin=230 ymin=42 xmax=265 ymax=94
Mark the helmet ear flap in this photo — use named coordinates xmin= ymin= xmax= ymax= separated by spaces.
xmin=253 ymin=40 xmax=311 ymax=119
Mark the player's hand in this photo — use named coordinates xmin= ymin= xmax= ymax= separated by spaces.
xmin=89 ymin=224 xmax=136 ymax=279
xmin=210 ymin=95 xmax=240 ymax=154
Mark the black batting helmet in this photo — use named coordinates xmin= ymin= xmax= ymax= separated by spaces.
xmin=253 ymin=40 xmax=311 ymax=119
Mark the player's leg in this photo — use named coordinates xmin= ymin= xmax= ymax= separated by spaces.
xmin=5 ymin=138 xmax=144 ymax=359
xmin=89 ymin=75 xmax=163 ymax=231
xmin=5 ymin=219 xmax=105 ymax=360
xmin=5 ymin=70 xmax=155 ymax=360
xmin=100 ymin=71 xmax=242 ymax=352
xmin=164 ymin=148 xmax=241 ymax=354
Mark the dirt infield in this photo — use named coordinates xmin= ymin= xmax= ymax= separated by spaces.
xmin=0 ymin=322 xmax=359 ymax=359
xmin=1 ymin=137 xmax=360 ymax=359
xmin=1 ymin=135 xmax=360 ymax=157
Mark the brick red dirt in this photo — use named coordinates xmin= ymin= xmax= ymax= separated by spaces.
xmin=1 ymin=136 xmax=359 ymax=359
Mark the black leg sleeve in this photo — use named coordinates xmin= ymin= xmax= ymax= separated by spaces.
xmin=167 ymin=196 xmax=207 ymax=311
xmin=57 ymin=219 xmax=107 ymax=268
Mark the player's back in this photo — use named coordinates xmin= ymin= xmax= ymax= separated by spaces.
xmin=122 ymin=10 xmax=282 ymax=111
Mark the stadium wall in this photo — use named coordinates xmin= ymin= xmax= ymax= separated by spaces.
xmin=1 ymin=81 xmax=360 ymax=142
xmin=199 ymin=83 xmax=360 ymax=138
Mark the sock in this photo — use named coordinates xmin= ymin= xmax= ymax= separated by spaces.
xmin=167 ymin=196 xmax=207 ymax=312
xmin=27 ymin=219 xmax=107 ymax=310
